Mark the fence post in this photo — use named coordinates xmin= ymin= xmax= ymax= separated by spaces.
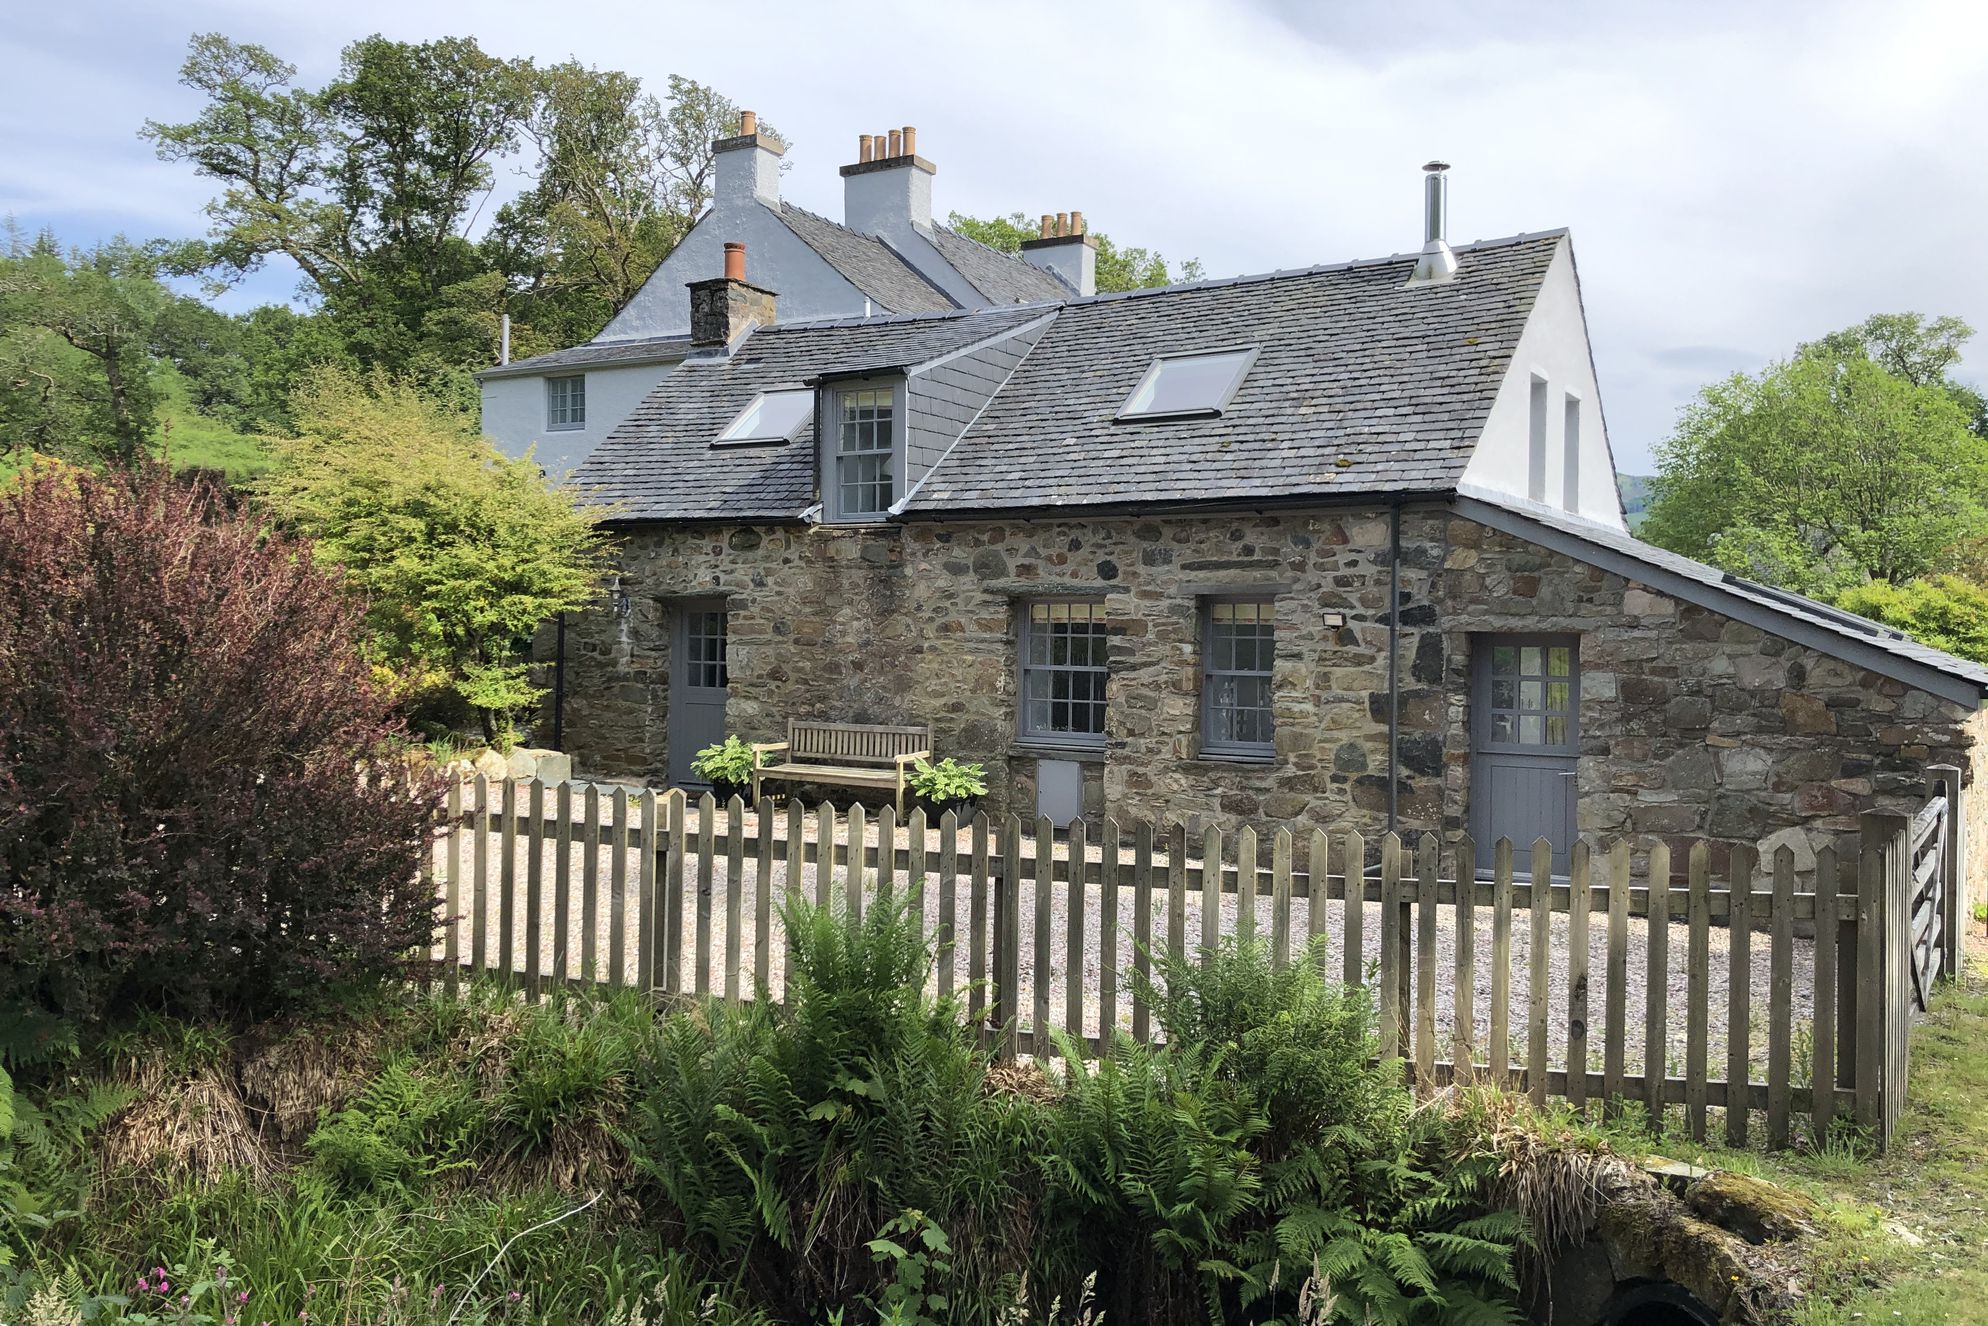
xmin=993 ymin=813 xmax=1023 ymax=1061
xmin=1857 ymin=811 xmax=1908 ymax=1147
xmin=1929 ymin=764 xmax=1962 ymax=980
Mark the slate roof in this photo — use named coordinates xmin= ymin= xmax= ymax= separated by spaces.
xmin=1458 ymin=486 xmax=1988 ymax=699
xmin=476 ymin=334 xmax=694 ymax=381
xmin=903 ymin=231 xmax=1562 ymax=514
xmin=775 ymin=204 xmax=956 ymax=313
xmin=927 ymin=225 xmax=1075 ymax=304
xmin=572 ymin=306 xmax=1050 ymax=521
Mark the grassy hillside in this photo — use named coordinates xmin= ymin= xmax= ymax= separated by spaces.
xmin=153 ymin=365 xmax=278 ymax=479
xmin=1618 ymin=472 xmax=1655 ymax=531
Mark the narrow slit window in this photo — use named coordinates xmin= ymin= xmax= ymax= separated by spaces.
xmin=1527 ymin=373 xmax=1548 ymax=502
xmin=1561 ymin=392 xmax=1581 ymax=511
xmin=1117 ymin=348 xmax=1257 ymax=420
xmin=716 ymin=389 xmax=813 ymax=445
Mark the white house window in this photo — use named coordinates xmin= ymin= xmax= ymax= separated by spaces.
xmin=1202 ymin=599 xmax=1276 ymax=758
xmin=1117 ymin=348 xmax=1257 ymax=420
xmin=1019 ymin=600 xmax=1108 ymax=747
xmin=715 ymin=389 xmax=814 ymax=446
xmin=547 ymin=375 xmax=586 ymax=431
xmin=833 ymin=386 xmax=895 ymax=518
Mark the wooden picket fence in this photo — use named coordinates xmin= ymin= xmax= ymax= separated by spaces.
xmin=428 ymin=766 xmax=1964 ymax=1151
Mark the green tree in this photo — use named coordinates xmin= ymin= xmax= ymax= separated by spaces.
xmin=257 ymin=366 xmax=613 ymax=741
xmin=1801 ymin=312 xmax=1987 ymax=434
xmin=144 ymin=33 xmax=532 ymax=369
xmin=1834 ymin=575 xmax=1988 ymax=664
xmin=484 ymin=69 xmax=758 ymax=350
xmin=0 ymin=228 xmax=166 ymax=464
xmin=1642 ymin=339 xmax=1988 ymax=593
xmin=147 ymin=34 xmax=758 ymax=371
xmin=945 ymin=211 xmax=1204 ymax=292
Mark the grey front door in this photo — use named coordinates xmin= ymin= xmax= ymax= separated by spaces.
xmin=667 ymin=601 xmax=729 ymax=788
xmin=1470 ymin=635 xmax=1579 ymax=875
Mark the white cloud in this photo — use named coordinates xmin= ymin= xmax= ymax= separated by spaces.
xmin=6 ymin=0 xmax=1987 ymax=470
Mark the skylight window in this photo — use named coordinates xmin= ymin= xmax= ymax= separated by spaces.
xmin=1117 ymin=348 xmax=1257 ymax=420
xmin=714 ymin=389 xmax=813 ymax=445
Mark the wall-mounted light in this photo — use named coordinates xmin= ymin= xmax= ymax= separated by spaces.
xmin=613 ymin=577 xmax=632 ymax=619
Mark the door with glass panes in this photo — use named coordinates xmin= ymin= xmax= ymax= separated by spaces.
xmin=1469 ymin=635 xmax=1579 ymax=875
xmin=667 ymin=601 xmax=729 ymax=789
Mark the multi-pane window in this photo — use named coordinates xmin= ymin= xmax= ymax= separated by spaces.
xmin=1019 ymin=600 xmax=1109 ymax=746
xmin=547 ymin=374 xmax=586 ymax=431
xmin=835 ymin=387 xmax=895 ymax=517
xmin=1202 ymin=599 xmax=1276 ymax=756
xmin=683 ymin=610 xmax=728 ymax=690
xmin=1484 ymin=640 xmax=1574 ymax=749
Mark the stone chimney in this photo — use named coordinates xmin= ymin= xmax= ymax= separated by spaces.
xmin=711 ymin=109 xmax=786 ymax=211
xmin=1020 ymin=210 xmax=1097 ymax=296
xmin=688 ymin=242 xmax=777 ymax=347
xmin=841 ymin=124 xmax=934 ymax=239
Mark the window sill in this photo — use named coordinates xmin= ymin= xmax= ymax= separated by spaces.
xmin=1196 ymin=751 xmax=1276 ymax=767
xmin=545 ymin=424 xmax=586 ymax=433
xmin=1008 ymin=742 xmax=1106 ymax=765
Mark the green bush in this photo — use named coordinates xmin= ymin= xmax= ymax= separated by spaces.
xmin=630 ymin=897 xmax=1043 ymax=1325
xmin=906 ymin=758 xmax=988 ymax=807
xmin=1834 ymin=574 xmax=1988 ymax=664
xmin=690 ymin=735 xmax=759 ymax=793
xmin=1039 ymin=937 xmax=1524 ymax=1324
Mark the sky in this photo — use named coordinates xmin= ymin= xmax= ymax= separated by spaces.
xmin=4 ymin=0 xmax=1986 ymax=475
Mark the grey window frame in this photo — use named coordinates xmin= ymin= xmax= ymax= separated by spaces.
xmin=546 ymin=374 xmax=587 ymax=431
xmin=1200 ymin=597 xmax=1276 ymax=760
xmin=1472 ymin=635 xmax=1579 ymax=755
xmin=821 ymin=377 xmax=903 ymax=523
xmin=1115 ymin=346 xmax=1259 ymax=421
xmin=1016 ymin=597 xmax=1110 ymax=751
xmin=714 ymin=388 xmax=815 ymax=448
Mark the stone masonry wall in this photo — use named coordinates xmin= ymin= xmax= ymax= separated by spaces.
xmin=548 ymin=507 xmax=1983 ymax=874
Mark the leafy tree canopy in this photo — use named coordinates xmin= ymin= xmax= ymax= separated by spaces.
xmin=144 ymin=33 xmax=753 ymax=372
xmin=946 ymin=211 xmax=1204 ymax=292
xmin=1641 ymin=317 xmax=1988 ymax=595
xmin=0 ymin=227 xmax=167 ymax=464
xmin=257 ymin=365 xmax=614 ymax=740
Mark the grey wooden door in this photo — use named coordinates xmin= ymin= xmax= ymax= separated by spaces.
xmin=1470 ymin=635 xmax=1579 ymax=875
xmin=667 ymin=601 xmax=729 ymax=788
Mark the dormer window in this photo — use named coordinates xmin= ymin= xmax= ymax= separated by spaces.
xmin=714 ymin=389 xmax=813 ymax=446
xmin=822 ymin=379 xmax=902 ymax=522
xmin=1117 ymin=347 xmax=1256 ymax=421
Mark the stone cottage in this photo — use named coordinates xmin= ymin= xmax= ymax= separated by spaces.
xmin=546 ymin=156 xmax=1988 ymax=883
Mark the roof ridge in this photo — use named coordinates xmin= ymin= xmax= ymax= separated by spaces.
xmin=1059 ymin=228 xmax=1570 ymax=307
xmin=763 ymin=302 xmax=1054 ymax=335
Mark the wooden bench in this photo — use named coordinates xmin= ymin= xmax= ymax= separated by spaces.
xmin=751 ymin=720 xmax=932 ymax=813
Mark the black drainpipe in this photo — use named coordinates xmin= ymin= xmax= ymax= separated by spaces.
xmin=1387 ymin=500 xmax=1403 ymax=837
xmin=551 ymin=613 xmax=568 ymax=749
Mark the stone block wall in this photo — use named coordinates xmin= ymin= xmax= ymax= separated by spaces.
xmin=546 ymin=505 xmax=1983 ymax=876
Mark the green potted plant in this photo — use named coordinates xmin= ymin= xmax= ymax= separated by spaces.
xmin=690 ymin=734 xmax=758 ymax=803
xmin=906 ymin=757 xmax=989 ymax=817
